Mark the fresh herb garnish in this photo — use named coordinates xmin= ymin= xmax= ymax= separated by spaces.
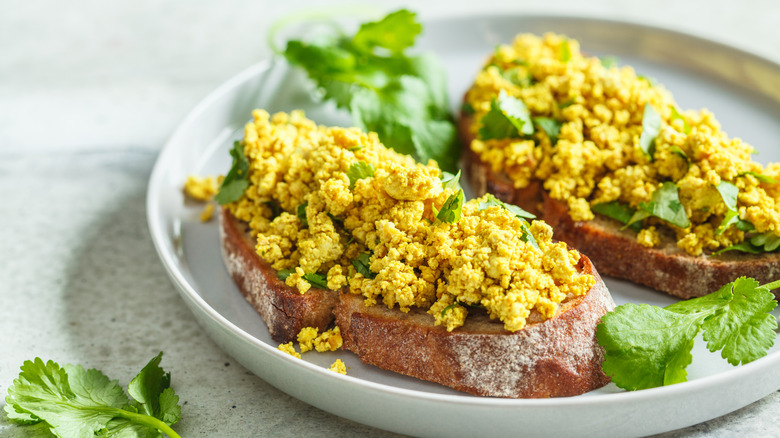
xmin=751 ymin=232 xmax=780 ymax=252
xmin=279 ymin=9 xmax=459 ymax=171
xmin=592 ymin=201 xmax=642 ymax=232
xmin=670 ymin=145 xmax=689 ymax=161
xmin=625 ymin=181 xmax=690 ymax=229
xmin=477 ymin=194 xmax=538 ymax=248
xmin=714 ymin=241 xmax=762 ymax=255
xmin=637 ymin=75 xmax=658 ymax=86
xmin=501 ymin=68 xmax=534 ymax=87
xmin=461 ymin=101 xmax=475 ymax=116
xmin=478 ymin=90 xmax=534 ymax=140
xmin=297 ymin=202 xmax=308 ymax=227
xmin=215 ymin=141 xmax=250 ymax=205
xmin=435 ymin=189 xmax=464 ymax=224
xmin=533 ymin=117 xmax=562 ymax=145
xmin=264 ymin=200 xmax=283 ymax=219
xmin=303 ymin=272 xmax=328 ymax=289
xmin=669 ymin=106 xmax=691 ymax=135
xmin=715 ymin=181 xmax=739 ymax=235
xmin=600 ymin=56 xmax=619 ymax=69
xmin=559 ymin=39 xmax=571 ymax=62
xmin=739 ymin=171 xmax=778 ymax=184
xmin=277 ymin=269 xmax=295 ymax=281
xmin=441 ymin=302 xmax=460 ymax=317
xmin=347 ymin=161 xmax=375 ymax=189
xmin=597 ymin=277 xmax=779 ymax=390
xmin=440 ymin=170 xmax=462 ymax=191
xmin=4 ymin=353 xmax=181 ymax=438
xmin=638 ymin=104 xmax=661 ymax=159
xmin=351 ymin=252 xmax=376 ymax=279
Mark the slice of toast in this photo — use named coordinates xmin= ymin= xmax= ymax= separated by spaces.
xmin=335 ymin=254 xmax=613 ymax=398
xmin=460 ymin=112 xmax=780 ymax=299
xmin=219 ymin=207 xmax=339 ymax=342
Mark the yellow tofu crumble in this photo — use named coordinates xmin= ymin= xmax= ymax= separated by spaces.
xmin=224 ymin=110 xmax=594 ymax=332
xmin=277 ymin=342 xmax=301 ymax=359
xmin=465 ymin=33 xmax=780 ymax=256
xmin=329 ymin=359 xmax=347 ymax=375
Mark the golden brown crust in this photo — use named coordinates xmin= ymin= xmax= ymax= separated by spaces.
xmin=335 ymin=255 xmax=613 ymax=398
xmin=219 ymin=207 xmax=339 ymax=343
xmin=459 ymin=108 xmax=780 ymax=299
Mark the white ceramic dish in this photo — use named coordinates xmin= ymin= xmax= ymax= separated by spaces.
xmin=147 ymin=14 xmax=780 ymax=437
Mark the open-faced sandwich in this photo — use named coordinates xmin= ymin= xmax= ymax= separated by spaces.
xmin=460 ymin=33 xmax=780 ymax=299
xmin=216 ymin=109 xmax=614 ymax=398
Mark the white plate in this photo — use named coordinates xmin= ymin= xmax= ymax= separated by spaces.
xmin=147 ymin=14 xmax=780 ymax=437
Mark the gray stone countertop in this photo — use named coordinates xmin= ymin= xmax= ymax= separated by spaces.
xmin=1 ymin=1 xmax=779 ymax=436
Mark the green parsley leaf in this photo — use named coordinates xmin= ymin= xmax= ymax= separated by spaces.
xmin=478 ymin=90 xmax=534 ymax=140
xmin=751 ymin=232 xmax=780 ymax=252
xmin=713 ymin=241 xmax=762 ymax=255
xmin=518 ymin=221 xmax=540 ymax=250
xmin=348 ymin=145 xmax=365 ymax=152
xmin=638 ymin=104 xmax=661 ymax=159
xmin=5 ymin=354 xmax=181 ymax=438
xmin=264 ymin=200 xmax=283 ymax=219
xmin=441 ymin=302 xmax=460 ymax=317
xmin=626 ymin=181 xmax=690 ymax=229
xmin=559 ymin=39 xmax=572 ymax=62
xmin=347 ymin=161 xmax=375 ymax=189
xmin=436 ymin=189 xmax=464 ymax=224
xmin=281 ymin=10 xmax=460 ymax=172
xmin=351 ymin=252 xmax=376 ymax=279
xmin=740 ymin=171 xmax=778 ymax=184
xmin=277 ymin=269 xmax=295 ymax=281
xmin=440 ymin=170 xmax=462 ymax=191
xmin=477 ymin=194 xmax=538 ymax=248
xmin=592 ymin=201 xmax=642 ymax=232
xmin=297 ymin=202 xmax=308 ymax=227
xmin=533 ymin=117 xmax=562 ymax=145
xmin=597 ymin=277 xmax=779 ymax=390
xmin=215 ymin=141 xmax=250 ymax=205
xmin=501 ymin=68 xmax=534 ymax=87
xmin=558 ymin=98 xmax=576 ymax=109
xmin=303 ymin=272 xmax=328 ymax=289
xmin=669 ymin=106 xmax=691 ymax=135
xmin=600 ymin=56 xmax=619 ymax=69
xmin=461 ymin=101 xmax=475 ymax=115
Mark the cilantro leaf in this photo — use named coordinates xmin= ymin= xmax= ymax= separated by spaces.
xmin=440 ymin=170 xmax=462 ymax=191
xmin=713 ymin=240 xmax=762 ymax=255
xmin=600 ymin=56 xmax=619 ymax=69
xmin=297 ymin=202 xmax=308 ymax=227
xmin=303 ymin=272 xmax=328 ymax=289
xmin=461 ymin=102 xmax=475 ymax=115
xmin=715 ymin=181 xmax=739 ymax=235
xmin=533 ymin=117 xmax=562 ymax=145
xmin=638 ymin=104 xmax=661 ymax=159
xmin=740 ymin=171 xmax=778 ymax=184
xmin=501 ymin=68 xmax=533 ymax=87
xmin=477 ymin=194 xmax=535 ymax=219
xmin=347 ymin=161 xmax=375 ymax=189
xmin=751 ymin=232 xmax=780 ymax=252
xmin=281 ymin=10 xmax=460 ymax=172
xmin=592 ymin=201 xmax=642 ymax=232
xmin=626 ymin=181 xmax=690 ymax=229
xmin=351 ymin=252 xmax=376 ymax=279
xmin=669 ymin=106 xmax=691 ymax=135
xmin=559 ymin=39 xmax=572 ymax=62
xmin=670 ymin=145 xmax=689 ymax=161
xmin=597 ymin=277 xmax=779 ymax=390
xmin=277 ymin=269 xmax=295 ymax=281
xmin=352 ymin=9 xmax=421 ymax=54
xmin=5 ymin=354 xmax=181 ymax=438
xmin=478 ymin=90 xmax=534 ymax=140
xmin=436 ymin=189 xmax=464 ymax=224
xmin=215 ymin=141 xmax=250 ymax=205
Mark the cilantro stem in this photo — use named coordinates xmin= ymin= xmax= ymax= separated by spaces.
xmin=761 ymin=279 xmax=780 ymax=291
xmin=267 ymin=6 xmax=382 ymax=54
xmin=112 ymin=409 xmax=181 ymax=438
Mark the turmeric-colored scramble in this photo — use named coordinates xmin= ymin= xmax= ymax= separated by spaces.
xmin=225 ymin=110 xmax=594 ymax=332
xmin=465 ymin=33 xmax=780 ymax=256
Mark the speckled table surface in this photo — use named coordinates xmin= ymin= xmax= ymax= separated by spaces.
xmin=2 ymin=1 xmax=779 ymax=437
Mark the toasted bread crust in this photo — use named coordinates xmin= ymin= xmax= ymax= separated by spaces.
xmin=219 ymin=207 xmax=339 ymax=342
xmin=459 ymin=109 xmax=780 ymax=299
xmin=335 ymin=255 xmax=613 ymax=398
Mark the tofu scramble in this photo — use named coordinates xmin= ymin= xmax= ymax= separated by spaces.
xmin=464 ymin=33 xmax=780 ymax=256
xmin=224 ymin=110 xmax=595 ymax=332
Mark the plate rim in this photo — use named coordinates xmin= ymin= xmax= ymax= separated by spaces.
xmin=145 ymin=10 xmax=780 ymax=424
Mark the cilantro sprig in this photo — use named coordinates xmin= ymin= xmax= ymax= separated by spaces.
xmin=279 ymin=9 xmax=459 ymax=172
xmin=215 ymin=141 xmax=250 ymax=205
xmin=597 ymin=277 xmax=779 ymax=390
xmin=477 ymin=194 xmax=539 ymax=249
xmin=351 ymin=252 xmax=376 ymax=279
xmin=478 ymin=90 xmax=534 ymax=140
xmin=625 ymin=181 xmax=690 ymax=229
xmin=434 ymin=189 xmax=464 ymax=224
xmin=592 ymin=200 xmax=642 ymax=232
xmin=347 ymin=161 xmax=375 ymax=189
xmin=4 ymin=353 xmax=181 ymax=438
xmin=638 ymin=103 xmax=661 ymax=159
